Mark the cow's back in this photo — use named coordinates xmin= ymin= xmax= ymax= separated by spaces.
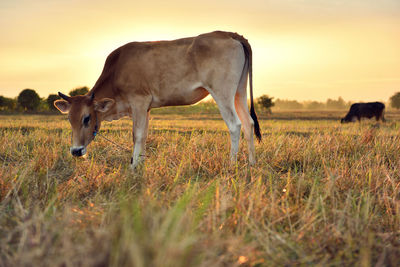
xmin=370 ymin=102 xmax=385 ymax=111
xmin=356 ymin=102 xmax=385 ymax=119
xmin=112 ymin=31 xmax=245 ymax=107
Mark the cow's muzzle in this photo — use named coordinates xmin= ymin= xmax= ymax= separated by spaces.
xmin=70 ymin=146 xmax=86 ymax=157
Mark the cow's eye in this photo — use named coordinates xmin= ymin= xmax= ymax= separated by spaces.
xmin=83 ymin=115 xmax=91 ymax=127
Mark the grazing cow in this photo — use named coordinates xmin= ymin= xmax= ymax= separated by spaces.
xmin=54 ymin=31 xmax=261 ymax=168
xmin=341 ymin=102 xmax=385 ymax=123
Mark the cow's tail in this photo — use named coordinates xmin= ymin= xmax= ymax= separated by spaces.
xmin=230 ymin=33 xmax=262 ymax=142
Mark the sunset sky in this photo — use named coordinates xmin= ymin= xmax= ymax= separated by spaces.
xmin=0 ymin=0 xmax=399 ymax=101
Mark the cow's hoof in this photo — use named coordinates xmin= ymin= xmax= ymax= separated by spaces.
xmin=130 ymin=163 xmax=138 ymax=170
xmin=130 ymin=158 xmax=145 ymax=171
xmin=129 ymin=157 xmax=136 ymax=170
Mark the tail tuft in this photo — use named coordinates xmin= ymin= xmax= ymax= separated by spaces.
xmin=250 ymin=106 xmax=262 ymax=142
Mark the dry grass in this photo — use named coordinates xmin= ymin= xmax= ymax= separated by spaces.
xmin=1 ymin=113 xmax=400 ymax=266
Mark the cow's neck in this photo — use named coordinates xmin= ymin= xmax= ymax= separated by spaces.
xmin=93 ymin=87 xmax=131 ymax=122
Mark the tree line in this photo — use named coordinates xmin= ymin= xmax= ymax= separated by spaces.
xmin=1 ymin=88 xmax=400 ymax=114
xmin=257 ymin=93 xmax=400 ymax=114
xmin=256 ymin=96 xmax=352 ymax=113
xmin=263 ymin=96 xmax=350 ymax=111
xmin=0 ymin=87 xmax=89 ymax=113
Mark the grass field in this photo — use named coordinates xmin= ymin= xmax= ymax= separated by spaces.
xmin=1 ymin=112 xmax=400 ymax=266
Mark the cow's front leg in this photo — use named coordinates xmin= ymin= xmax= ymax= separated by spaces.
xmin=130 ymin=98 xmax=151 ymax=169
xmin=131 ymin=110 xmax=150 ymax=169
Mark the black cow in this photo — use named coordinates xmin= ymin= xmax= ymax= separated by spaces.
xmin=341 ymin=102 xmax=385 ymax=123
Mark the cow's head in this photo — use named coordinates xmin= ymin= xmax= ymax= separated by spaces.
xmin=341 ymin=115 xmax=355 ymax=123
xmin=54 ymin=92 xmax=114 ymax=157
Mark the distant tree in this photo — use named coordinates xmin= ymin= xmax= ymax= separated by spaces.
xmin=47 ymin=94 xmax=60 ymax=111
xmin=69 ymin=86 xmax=89 ymax=96
xmin=38 ymin=98 xmax=48 ymax=112
xmin=257 ymin=95 xmax=274 ymax=114
xmin=17 ymin=89 xmax=41 ymax=111
xmin=390 ymin=92 xmax=400 ymax=109
xmin=0 ymin=96 xmax=16 ymax=110
xmin=274 ymin=99 xmax=303 ymax=110
xmin=306 ymin=101 xmax=325 ymax=110
xmin=326 ymin=97 xmax=346 ymax=109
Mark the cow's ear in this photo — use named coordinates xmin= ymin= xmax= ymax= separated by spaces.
xmin=94 ymin=98 xmax=115 ymax=113
xmin=54 ymin=100 xmax=71 ymax=114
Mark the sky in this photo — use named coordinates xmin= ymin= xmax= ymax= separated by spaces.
xmin=0 ymin=0 xmax=399 ymax=101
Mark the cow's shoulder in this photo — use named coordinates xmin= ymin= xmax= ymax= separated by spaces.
xmin=118 ymin=41 xmax=154 ymax=56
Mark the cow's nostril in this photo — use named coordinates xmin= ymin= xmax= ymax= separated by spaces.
xmin=71 ymin=148 xmax=83 ymax=157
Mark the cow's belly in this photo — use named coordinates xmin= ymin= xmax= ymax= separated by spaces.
xmin=364 ymin=114 xmax=374 ymax=119
xmin=150 ymin=86 xmax=209 ymax=108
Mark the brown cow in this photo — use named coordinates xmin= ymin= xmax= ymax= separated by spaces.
xmin=54 ymin=31 xmax=261 ymax=168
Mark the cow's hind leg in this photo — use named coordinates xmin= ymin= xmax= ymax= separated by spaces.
xmin=207 ymin=89 xmax=241 ymax=164
xmin=379 ymin=110 xmax=386 ymax=122
xmin=234 ymin=62 xmax=256 ymax=165
xmin=203 ymin=45 xmax=245 ymax=164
